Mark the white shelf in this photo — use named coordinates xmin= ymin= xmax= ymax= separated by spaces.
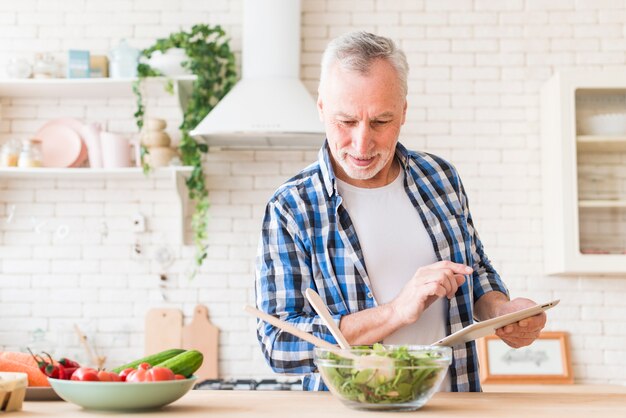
xmin=0 ymin=77 xmax=198 ymax=244
xmin=0 ymin=166 xmax=193 ymax=244
xmin=579 ymin=199 xmax=626 ymax=208
xmin=0 ymin=76 xmax=196 ymax=98
xmin=0 ymin=166 xmax=191 ymax=178
xmin=577 ymin=136 xmax=626 ymax=152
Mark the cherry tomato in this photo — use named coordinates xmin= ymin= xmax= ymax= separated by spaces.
xmin=125 ymin=368 xmax=148 ymax=382
xmin=138 ymin=362 xmax=151 ymax=370
xmin=174 ymin=374 xmax=186 ymax=380
xmin=97 ymin=370 xmax=121 ymax=382
xmin=145 ymin=366 xmax=175 ymax=381
xmin=118 ymin=367 xmax=135 ymax=382
xmin=126 ymin=365 xmax=175 ymax=382
xmin=70 ymin=367 xmax=100 ymax=381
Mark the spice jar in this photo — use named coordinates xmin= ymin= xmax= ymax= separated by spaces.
xmin=0 ymin=139 xmax=21 ymax=167
xmin=32 ymin=53 xmax=57 ymax=79
xmin=17 ymin=139 xmax=43 ymax=168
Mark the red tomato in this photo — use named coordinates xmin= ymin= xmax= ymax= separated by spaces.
xmin=145 ymin=366 xmax=175 ymax=382
xmin=118 ymin=367 xmax=135 ymax=382
xmin=125 ymin=366 xmax=175 ymax=382
xmin=125 ymin=368 xmax=148 ymax=382
xmin=174 ymin=374 xmax=186 ymax=380
xmin=138 ymin=362 xmax=151 ymax=370
xmin=97 ymin=370 xmax=121 ymax=382
xmin=70 ymin=367 xmax=100 ymax=381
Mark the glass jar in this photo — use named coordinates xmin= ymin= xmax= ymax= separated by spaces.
xmin=5 ymin=57 xmax=32 ymax=79
xmin=32 ymin=53 xmax=57 ymax=79
xmin=17 ymin=139 xmax=43 ymax=168
xmin=0 ymin=138 xmax=21 ymax=167
xmin=108 ymin=39 xmax=139 ymax=78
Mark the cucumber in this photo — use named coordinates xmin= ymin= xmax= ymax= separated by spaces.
xmin=111 ymin=348 xmax=186 ymax=373
xmin=155 ymin=350 xmax=203 ymax=377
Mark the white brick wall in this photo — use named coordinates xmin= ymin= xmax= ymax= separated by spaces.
xmin=2 ymin=0 xmax=626 ymax=385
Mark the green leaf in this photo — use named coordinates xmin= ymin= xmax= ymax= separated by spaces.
xmin=132 ymin=24 xmax=237 ymax=276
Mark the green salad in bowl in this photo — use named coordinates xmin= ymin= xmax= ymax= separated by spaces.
xmin=314 ymin=344 xmax=451 ymax=411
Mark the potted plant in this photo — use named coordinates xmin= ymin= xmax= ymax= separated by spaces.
xmin=133 ymin=24 xmax=238 ymax=271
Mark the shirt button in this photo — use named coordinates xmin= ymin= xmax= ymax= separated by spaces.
xmin=367 ymin=292 xmax=373 ymax=299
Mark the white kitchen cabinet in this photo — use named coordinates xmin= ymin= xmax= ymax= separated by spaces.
xmin=541 ymin=70 xmax=626 ymax=275
xmin=0 ymin=77 xmax=196 ymax=244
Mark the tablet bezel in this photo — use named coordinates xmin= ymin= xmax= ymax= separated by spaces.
xmin=432 ymin=299 xmax=560 ymax=347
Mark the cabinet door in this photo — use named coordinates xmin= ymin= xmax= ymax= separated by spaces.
xmin=541 ymin=72 xmax=626 ymax=275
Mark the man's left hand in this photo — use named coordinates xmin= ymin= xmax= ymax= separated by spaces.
xmin=494 ymin=297 xmax=547 ymax=348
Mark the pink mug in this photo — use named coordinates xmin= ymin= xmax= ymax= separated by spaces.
xmin=100 ymin=132 xmax=136 ymax=168
xmin=80 ymin=123 xmax=103 ymax=168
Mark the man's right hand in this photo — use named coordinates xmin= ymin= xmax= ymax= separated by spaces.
xmin=388 ymin=260 xmax=472 ymax=326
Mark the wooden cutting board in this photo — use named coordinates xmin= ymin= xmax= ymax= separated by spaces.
xmin=144 ymin=308 xmax=183 ymax=356
xmin=181 ymin=304 xmax=219 ymax=380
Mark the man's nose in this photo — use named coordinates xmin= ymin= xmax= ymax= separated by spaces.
xmin=352 ymin=123 xmax=372 ymax=155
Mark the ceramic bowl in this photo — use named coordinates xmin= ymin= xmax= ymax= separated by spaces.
xmin=146 ymin=48 xmax=191 ymax=77
xmin=143 ymin=131 xmax=172 ymax=147
xmin=145 ymin=118 xmax=167 ymax=132
xmin=314 ymin=345 xmax=451 ymax=412
xmin=48 ymin=376 xmax=196 ymax=411
xmin=580 ymin=113 xmax=626 ymax=135
xmin=145 ymin=147 xmax=178 ymax=168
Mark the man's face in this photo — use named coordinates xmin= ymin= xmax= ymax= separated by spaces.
xmin=317 ymin=59 xmax=407 ymax=188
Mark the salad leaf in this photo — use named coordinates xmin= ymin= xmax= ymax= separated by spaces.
xmin=318 ymin=344 xmax=447 ymax=404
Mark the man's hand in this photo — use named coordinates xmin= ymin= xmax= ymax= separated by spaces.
xmin=389 ymin=260 xmax=472 ymax=327
xmin=494 ymin=297 xmax=547 ymax=349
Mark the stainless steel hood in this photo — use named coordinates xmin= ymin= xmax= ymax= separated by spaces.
xmin=190 ymin=0 xmax=324 ymax=149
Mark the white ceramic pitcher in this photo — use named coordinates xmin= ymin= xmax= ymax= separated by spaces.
xmin=100 ymin=132 xmax=136 ymax=168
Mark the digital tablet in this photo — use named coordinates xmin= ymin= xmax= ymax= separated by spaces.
xmin=432 ymin=299 xmax=559 ymax=347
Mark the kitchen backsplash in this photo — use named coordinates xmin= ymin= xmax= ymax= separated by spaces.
xmin=2 ymin=0 xmax=626 ymax=384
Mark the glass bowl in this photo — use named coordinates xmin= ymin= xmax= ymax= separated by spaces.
xmin=314 ymin=345 xmax=451 ymax=411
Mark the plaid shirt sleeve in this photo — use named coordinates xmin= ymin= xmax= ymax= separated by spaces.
xmin=255 ymin=194 xmax=340 ymax=376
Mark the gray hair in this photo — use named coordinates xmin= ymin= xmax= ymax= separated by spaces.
xmin=319 ymin=31 xmax=409 ymax=97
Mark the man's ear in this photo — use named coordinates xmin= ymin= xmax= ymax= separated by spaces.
xmin=401 ymin=99 xmax=407 ymax=125
xmin=317 ymin=95 xmax=324 ymax=122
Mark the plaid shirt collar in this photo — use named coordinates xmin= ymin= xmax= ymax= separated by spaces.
xmin=318 ymin=139 xmax=412 ymax=198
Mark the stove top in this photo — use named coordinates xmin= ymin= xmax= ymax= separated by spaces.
xmin=195 ymin=378 xmax=302 ymax=391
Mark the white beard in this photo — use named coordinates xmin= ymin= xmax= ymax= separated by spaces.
xmin=337 ymin=151 xmax=391 ymax=180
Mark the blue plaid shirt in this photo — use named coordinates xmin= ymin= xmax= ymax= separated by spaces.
xmin=255 ymin=141 xmax=508 ymax=391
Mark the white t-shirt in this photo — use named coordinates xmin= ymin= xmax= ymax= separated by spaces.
xmin=336 ymin=169 xmax=451 ymax=391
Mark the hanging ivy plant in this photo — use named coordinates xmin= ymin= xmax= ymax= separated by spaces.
xmin=133 ymin=24 xmax=237 ymax=269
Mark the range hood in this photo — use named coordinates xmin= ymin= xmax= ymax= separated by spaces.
xmin=190 ymin=0 xmax=325 ymax=149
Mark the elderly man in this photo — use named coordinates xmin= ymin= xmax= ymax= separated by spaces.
xmin=255 ymin=31 xmax=546 ymax=391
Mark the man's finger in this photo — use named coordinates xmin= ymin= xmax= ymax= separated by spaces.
xmin=426 ymin=260 xmax=473 ymax=275
xmin=453 ymin=274 xmax=466 ymax=286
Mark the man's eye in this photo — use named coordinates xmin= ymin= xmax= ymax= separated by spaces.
xmin=339 ymin=120 xmax=356 ymax=126
xmin=372 ymin=120 xmax=391 ymax=126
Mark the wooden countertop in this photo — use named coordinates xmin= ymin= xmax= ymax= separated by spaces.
xmin=17 ymin=388 xmax=626 ymax=417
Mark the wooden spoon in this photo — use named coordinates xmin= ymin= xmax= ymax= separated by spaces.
xmin=244 ymin=305 xmax=337 ymax=350
xmin=245 ymin=304 xmax=394 ymax=375
xmin=304 ymin=288 xmax=350 ymax=348
xmin=304 ymin=288 xmax=395 ymax=373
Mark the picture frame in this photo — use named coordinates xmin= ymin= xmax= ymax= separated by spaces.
xmin=477 ymin=331 xmax=574 ymax=384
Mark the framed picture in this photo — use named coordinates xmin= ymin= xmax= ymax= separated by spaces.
xmin=477 ymin=331 xmax=574 ymax=384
